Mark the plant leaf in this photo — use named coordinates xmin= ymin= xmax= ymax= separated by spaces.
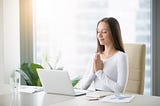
xmin=17 ymin=70 xmax=32 ymax=85
xmin=20 ymin=63 xmax=43 ymax=86
xmin=30 ymin=63 xmax=43 ymax=79
xmin=20 ymin=63 xmax=33 ymax=84
xmin=37 ymin=78 xmax=42 ymax=86
xmin=71 ymin=77 xmax=81 ymax=87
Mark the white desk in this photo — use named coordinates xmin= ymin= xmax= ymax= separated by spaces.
xmin=0 ymin=85 xmax=160 ymax=106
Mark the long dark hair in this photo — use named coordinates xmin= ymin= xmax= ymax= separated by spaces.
xmin=96 ymin=17 xmax=125 ymax=53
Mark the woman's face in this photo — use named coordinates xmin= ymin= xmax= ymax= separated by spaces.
xmin=97 ymin=22 xmax=112 ymax=45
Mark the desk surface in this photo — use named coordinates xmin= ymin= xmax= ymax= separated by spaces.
xmin=0 ymin=86 xmax=160 ymax=106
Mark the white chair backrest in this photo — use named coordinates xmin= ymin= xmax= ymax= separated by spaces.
xmin=124 ymin=43 xmax=146 ymax=94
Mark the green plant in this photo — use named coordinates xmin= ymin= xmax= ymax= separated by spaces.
xmin=19 ymin=62 xmax=80 ymax=87
xmin=71 ymin=77 xmax=81 ymax=87
xmin=19 ymin=63 xmax=43 ymax=86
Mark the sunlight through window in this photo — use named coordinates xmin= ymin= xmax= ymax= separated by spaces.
xmin=33 ymin=0 xmax=151 ymax=95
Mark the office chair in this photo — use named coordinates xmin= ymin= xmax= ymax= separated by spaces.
xmin=124 ymin=43 xmax=146 ymax=94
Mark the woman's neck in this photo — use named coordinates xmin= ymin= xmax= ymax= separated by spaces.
xmin=102 ymin=45 xmax=117 ymax=59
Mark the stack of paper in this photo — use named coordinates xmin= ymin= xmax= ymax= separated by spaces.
xmin=86 ymin=91 xmax=113 ymax=100
xmin=100 ymin=94 xmax=135 ymax=103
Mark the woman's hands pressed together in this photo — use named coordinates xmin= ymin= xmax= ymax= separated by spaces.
xmin=93 ymin=53 xmax=104 ymax=73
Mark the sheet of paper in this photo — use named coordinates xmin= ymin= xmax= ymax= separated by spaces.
xmin=20 ymin=86 xmax=43 ymax=93
xmin=86 ymin=91 xmax=113 ymax=100
xmin=100 ymin=94 xmax=135 ymax=103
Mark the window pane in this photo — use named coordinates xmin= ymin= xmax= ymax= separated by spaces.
xmin=33 ymin=0 xmax=151 ymax=95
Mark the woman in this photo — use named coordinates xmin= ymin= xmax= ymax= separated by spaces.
xmin=76 ymin=17 xmax=128 ymax=93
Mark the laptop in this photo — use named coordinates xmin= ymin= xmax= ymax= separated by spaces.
xmin=37 ymin=69 xmax=88 ymax=96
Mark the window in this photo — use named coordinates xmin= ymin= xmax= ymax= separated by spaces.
xmin=33 ymin=0 xmax=151 ymax=95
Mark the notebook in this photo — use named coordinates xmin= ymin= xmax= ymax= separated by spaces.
xmin=86 ymin=91 xmax=113 ymax=100
xmin=37 ymin=69 xmax=88 ymax=96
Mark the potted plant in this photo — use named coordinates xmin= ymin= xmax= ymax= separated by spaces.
xmin=19 ymin=63 xmax=43 ymax=86
xmin=19 ymin=62 xmax=80 ymax=87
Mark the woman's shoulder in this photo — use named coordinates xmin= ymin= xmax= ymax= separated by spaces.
xmin=116 ymin=51 xmax=128 ymax=59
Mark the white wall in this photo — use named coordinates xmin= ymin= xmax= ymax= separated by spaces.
xmin=0 ymin=0 xmax=4 ymax=83
xmin=0 ymin=0 xmax=20 ymax=84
